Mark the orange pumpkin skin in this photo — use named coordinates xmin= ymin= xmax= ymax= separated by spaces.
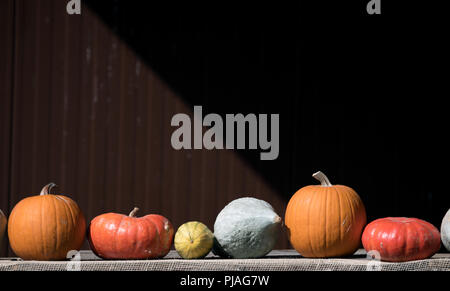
xmin=7 ymin=184 xmax=86 ymax=261
xmin=88 ymin=208 xmax=174 ymax=259
xmin=285 ymin=172 xmax=367 ymax=258
xmin=362 ymin=217 xmax=441 ymax=262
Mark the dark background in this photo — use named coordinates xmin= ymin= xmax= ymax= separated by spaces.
xmin=1 ymin=0 xmax=449 ymax=255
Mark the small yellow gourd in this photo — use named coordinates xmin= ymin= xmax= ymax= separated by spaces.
xmin=174 ymin=221 xmax=214 ymax=259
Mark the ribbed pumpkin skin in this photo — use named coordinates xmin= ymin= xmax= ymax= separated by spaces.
xmin=285 ymin=185 xmax=366 ymax=258
xmin=174 ymin=221 xmax=214 ymax=259
xmin=362 ymin=217 xmax=441 ymax=262
xmin=8 ymin=195 xmax=86 ymax=261
xmin=88 ymin=212 xmax=174 ymax=259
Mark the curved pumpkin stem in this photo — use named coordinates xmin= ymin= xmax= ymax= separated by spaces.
xmin=274 ymin=215 xmax=282 ymax=224
xmin=40 ymin=183 xmax=57 ymax=195
xmin=312 ymin=171 xmax=332 ymax=187
xmin=129 ymin=207 xmax=140 ymax=217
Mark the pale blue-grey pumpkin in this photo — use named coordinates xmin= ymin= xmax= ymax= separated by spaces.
xmin=213 ymin=197 xmax=282 ymax=259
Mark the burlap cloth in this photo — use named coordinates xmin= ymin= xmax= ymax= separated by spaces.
xmin=1 ymin=249 xmax=449 ymax=271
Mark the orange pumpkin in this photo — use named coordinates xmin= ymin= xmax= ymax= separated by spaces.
xmin=285 ymin=171 xmax=367 ymax=257
xmin=88 ymin=207 xmax=174 ymax=259
xmin=8 ymin=183 xmax=86 ymax=260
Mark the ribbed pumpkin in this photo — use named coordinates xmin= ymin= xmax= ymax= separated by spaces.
xmin=88 ymin=207 xmax=174 ymax=259
xmin=174 ymin=221 xmax=214 ymax=259
xmin=285 ymin=171 xmax=367 ymax=258
xmin=362 ymin=217 xmax=441 ymax=262
xmin=7 ymin=183 xmax=86 ymax=261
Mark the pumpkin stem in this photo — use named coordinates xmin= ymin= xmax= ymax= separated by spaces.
xmin=40 ymin=183 xmax=57 ymax=195
xmin=129 ymin=207 xmax=140 ymax=217
xmin=312 ymin=171 xmax=332 ymax=186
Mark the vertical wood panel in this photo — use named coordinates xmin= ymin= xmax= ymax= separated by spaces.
xmin=1 ymin=1 xmax=449 ymax=258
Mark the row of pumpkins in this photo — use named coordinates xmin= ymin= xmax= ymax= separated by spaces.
xmin=1 ymin=171 xmax=450 ymax=262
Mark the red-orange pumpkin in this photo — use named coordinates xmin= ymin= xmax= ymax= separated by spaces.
xmin=362 ymin=217 xmax=441 ymax=262
xmin=0 ymin=209 xmax=6 ymax=253
xmin=7 ymin=183 xmax=86 ymax=260
xmin=285 ymin=171 xmax=367 ymax=258
xmin=88 ymin=207 xmax=174 ymax=259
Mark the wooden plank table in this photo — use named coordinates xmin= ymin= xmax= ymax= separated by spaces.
xmin=1 ymin=249 xmax=449 ymax=271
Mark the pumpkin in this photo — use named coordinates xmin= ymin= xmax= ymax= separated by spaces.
xmin=442 ymin=209 xmax=450 ymax=252
xmin=213 ymin=197 xmax=282 ymax=259
xmin=362 ymin=217 xmax=441 ymax=262
xmin=174 ymin=221 xmax=214 ymax=259
xmin=88 ymin=207 xmax=174 ymax=259
xmin=7 ymin=183 xmax=86 ymax=261
xmin=285 ymin=171 xmax=367 ymax=258
xmin=0 ymin=209 xmax=6 ymax=252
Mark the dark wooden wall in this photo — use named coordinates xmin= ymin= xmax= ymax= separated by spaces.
xmin=1 ymin=0 xmax=449 ymax=257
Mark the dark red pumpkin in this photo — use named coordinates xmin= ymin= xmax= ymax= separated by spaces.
xmin=362 ymin=217 xmax=441 ymax=262
xmin=88 ymin=207 xmax=174 ymax=259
